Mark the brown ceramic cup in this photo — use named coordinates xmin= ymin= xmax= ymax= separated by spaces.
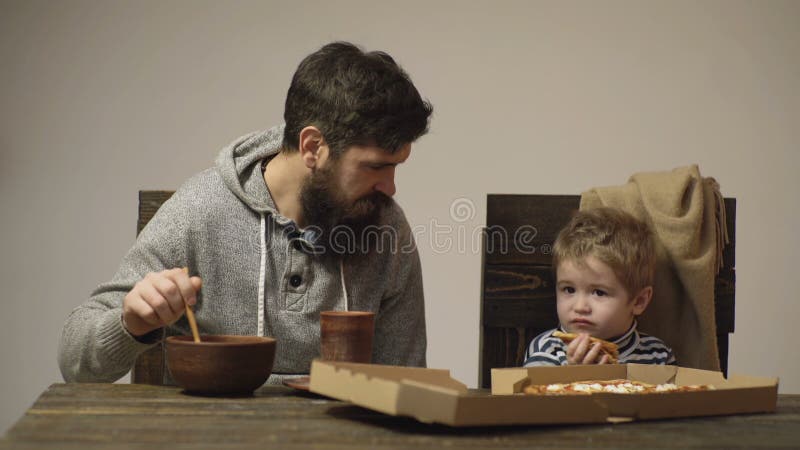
xmin=320 ymin=311 xmax=375 ymax=363
xmin=165 ymin=335 xmax=276 ymax=395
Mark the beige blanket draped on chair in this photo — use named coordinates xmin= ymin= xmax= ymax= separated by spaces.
xmin=580 ymin=165 xmax=728 ymax=371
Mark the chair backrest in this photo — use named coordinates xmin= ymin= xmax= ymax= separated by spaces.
xmin=478 ymin=194 xmax=736 ymax=388
xmin=130 ymin=190 xmax=176 ymax=385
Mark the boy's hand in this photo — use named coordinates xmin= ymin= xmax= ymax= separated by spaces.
xmin=122 ymin=268 xmax=203 ymax=337
xmin=565 ymin=333 xmax=611 ymax=365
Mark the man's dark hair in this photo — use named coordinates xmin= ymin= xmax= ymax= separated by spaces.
xmin=283 ymin=41 xmax=433 ymax=155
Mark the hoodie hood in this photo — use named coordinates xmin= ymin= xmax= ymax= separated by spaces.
xmin=215 ymin=124 xmax=285 ymax=214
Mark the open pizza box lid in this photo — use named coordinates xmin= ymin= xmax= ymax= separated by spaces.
xmin=309 ymin=361 xmax=777 ymax=426
xmin=309 ymin=359 xmax=608 ymax=426
xmin=492 ymin=364 xmax=779 ymax=421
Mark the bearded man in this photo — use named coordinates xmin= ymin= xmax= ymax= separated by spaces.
xmin=58 ymin=42 xmax=433 ymax=385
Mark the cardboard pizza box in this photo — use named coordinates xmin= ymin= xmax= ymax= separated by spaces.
xmin=492 ymin=364 xmax=779 ymax=421
xmin=308 ymin=360 xmax=778 ymax=426
xmin=309 ymin=360 xmax=608 ymax=426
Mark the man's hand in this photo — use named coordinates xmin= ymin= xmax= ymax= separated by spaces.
xmin=565 ymin=332 xmax=611 ymax=365
xmin=122 ymin=268 xmax=203 ymax=337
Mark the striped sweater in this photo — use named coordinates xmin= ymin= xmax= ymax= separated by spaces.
xmin=523 ymin=321 xmax=676 ymax=367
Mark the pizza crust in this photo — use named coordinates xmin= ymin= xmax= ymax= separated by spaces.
xmin=552 ymin=331 xmax=620 ymax=364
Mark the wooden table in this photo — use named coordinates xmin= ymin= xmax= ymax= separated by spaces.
xmin=2 ymin=383 xmax=798 ymax=449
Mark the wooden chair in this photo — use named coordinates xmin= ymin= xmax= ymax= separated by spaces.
xmin=478 ymin=194 xmax=736 ymax=388
xmin=130 ymin=190 xmax=175 ymax=384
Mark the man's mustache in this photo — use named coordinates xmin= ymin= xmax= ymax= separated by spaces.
xmin=354 ymin=192 xmax=391 ymax=212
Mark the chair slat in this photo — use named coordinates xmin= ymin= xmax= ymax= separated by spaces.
xmin=130 ymin=190 xmax=175 ymax=385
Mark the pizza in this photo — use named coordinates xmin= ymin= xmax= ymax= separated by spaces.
xmin=552 ymin=331 xmax=620 ymax=364
xmin=523 ymin=379 xmax=715 ymax=395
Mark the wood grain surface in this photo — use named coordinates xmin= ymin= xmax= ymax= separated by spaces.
xmin=1 ymin=383 xmax=797 ymax=449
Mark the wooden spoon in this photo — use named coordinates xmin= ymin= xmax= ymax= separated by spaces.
xmin=182 ymin=267 xmax=201 ymax=343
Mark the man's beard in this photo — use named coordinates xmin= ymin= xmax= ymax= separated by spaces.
xmin=299 ymin=163 xmax=392 ymax=255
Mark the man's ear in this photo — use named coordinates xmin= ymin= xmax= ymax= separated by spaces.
xmin=631 ymin=286 xmax=653 ymax=316
xmin=298 ymin=126 xmax=328 ymax=169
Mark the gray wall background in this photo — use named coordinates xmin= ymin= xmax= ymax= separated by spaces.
xmin=2 ymin=0 xmax=798 ymax=434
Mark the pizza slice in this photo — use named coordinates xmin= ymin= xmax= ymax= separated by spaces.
xmin=552 ymin=331 xmax=620 ymax=363
xmin=523 ymin=379 xmax=714 ymax=395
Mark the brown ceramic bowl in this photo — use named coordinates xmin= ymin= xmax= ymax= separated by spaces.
xmin=165 ymin=335 xmax=276 ymax=395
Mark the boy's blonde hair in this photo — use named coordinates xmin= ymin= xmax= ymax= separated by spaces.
xmin=552 ymin=207 xmax=656 ymax=298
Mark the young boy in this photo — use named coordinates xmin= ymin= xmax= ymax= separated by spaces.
xmin=523 ymin=207 xmax=676 ymax=366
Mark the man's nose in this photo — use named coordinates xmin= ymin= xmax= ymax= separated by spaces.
xmin=374 ymin=171 xmax=396 ymax=197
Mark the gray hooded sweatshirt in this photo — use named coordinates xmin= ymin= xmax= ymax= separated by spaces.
xmin=58 ymin=125 xmax=427 ymax=384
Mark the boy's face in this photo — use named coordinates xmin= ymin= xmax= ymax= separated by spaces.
xmin=556 ymin=256 xmax=648 ymax=340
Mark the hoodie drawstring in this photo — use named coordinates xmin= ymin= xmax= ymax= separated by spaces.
xmin=257 ymin=213 xmax=267 ymax=337
xmin=339 ymin=259 xmax=349 ymax=312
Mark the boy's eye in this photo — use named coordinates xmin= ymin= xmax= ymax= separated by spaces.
xmin=562 ymin=286 xmax=575 ymax=294
xmin=593 ymin=289 xmax=607 ymax=297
